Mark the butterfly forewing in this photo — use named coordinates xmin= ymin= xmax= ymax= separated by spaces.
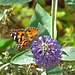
xmin=10 ymin=29 xmax=25 ymax=43
xmin=25 ymin=27 xmax=39 ymax=41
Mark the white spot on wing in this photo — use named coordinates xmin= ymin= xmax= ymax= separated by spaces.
xmin=14 ymin=36 xmax=16 ymax=40
xmin=10 ymin=34 xmax=12 ymax=36
xmin=14 ymin=32 xmax=17 ymax=34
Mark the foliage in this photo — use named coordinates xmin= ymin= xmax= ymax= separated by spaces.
xmin=29 ymin=4 xmax=51 ymax=36
xmin=0 ymin=0 xmax=75 ymax=75
xmin=64 ymin=0 xmax=75 ymax=11
xmin=12 ymin=4 xmax=34 ymax=27
xmin=10 ymin=49 xmax=35 ymax=65
xmin=61 ymin=46 xmax=75 ymax=61
xmin=59 ymin=26 xmax=75 ymax=47
xmin=0 ymin=9 xmax=7 ymax=21
xmin=0 ymin=0 xmax=32 ymax=5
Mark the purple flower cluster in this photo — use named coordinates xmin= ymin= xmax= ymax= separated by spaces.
xmin=32 ymin=35 xmax=62 ymax=69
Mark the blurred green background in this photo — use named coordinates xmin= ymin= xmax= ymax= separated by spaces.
xmin=0 ymin=0 xmax=75 ymax=75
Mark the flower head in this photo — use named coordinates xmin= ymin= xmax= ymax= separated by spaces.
xmin=32 ymin=35 xmax=62 ymax=69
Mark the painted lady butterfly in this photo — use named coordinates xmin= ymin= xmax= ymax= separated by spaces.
xmin=10 ymin=27 xmax=39 ymax=50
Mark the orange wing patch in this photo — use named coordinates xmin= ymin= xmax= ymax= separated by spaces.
xmin=20 ymin=39 xmax=27 ymax=49
xmin=26 ymin=27 xmax=39 ymax=41
xmin=17 ymin=31 xmax=25 ymax=42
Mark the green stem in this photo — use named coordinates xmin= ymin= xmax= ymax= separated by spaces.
xmin=0 ymin=34 xmax=1 ymax=39
xmin=54 ymin=0 xmax=58 ymax=40
xmin=51 ymin=0 xmax=58 ymax=40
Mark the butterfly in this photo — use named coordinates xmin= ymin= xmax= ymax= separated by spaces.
xmin=10 ymin=27 xmax=39 ymax=50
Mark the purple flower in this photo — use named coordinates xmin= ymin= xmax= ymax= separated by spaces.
xmin=32 ymin=35 xmax=62 ymax=69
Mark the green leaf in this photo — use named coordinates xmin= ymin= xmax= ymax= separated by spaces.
xmin=64 ymin=0 xmax=75 ymax=11
xmin=41 ymin=70 xmax=46 ymax=75
xmin=8 ymin=48 xmax=21 ymax=54
xmin=0 ymin=0 xmax=32 ymax=5
xmin=61 ymin=46 xmax=75 ymax=61
xmin=37 ymin=0 xmax=46 ymax=6
xmin=29 ymin=3 xmax=51 ymax=36
xmin=10 ymin=49 xmax=35 ymax=65
xmin=46 ymin=65 xmax=62 ymax=75
xmin=38 ymin=23 xmax=50 ymax=37
xmin=0 ymin=9 xmax=7 ymax=21
xmin=0 ymin=39 xmax=16 ymax=50
xmin=0 ymin=63 xmax=10 ymax=71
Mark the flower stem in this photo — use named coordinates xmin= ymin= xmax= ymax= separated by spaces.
xmin=51 ymin=0 xmax=58 ymax=40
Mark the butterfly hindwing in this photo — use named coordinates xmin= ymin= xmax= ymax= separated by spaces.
xmin=15 ymin=39 xmax=32 ymax=50
xmin=15 ymin=39 xmax=27 ymax=49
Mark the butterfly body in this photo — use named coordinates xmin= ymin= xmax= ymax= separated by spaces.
xmin=10 ymin=27 xmax=39 ymax=50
